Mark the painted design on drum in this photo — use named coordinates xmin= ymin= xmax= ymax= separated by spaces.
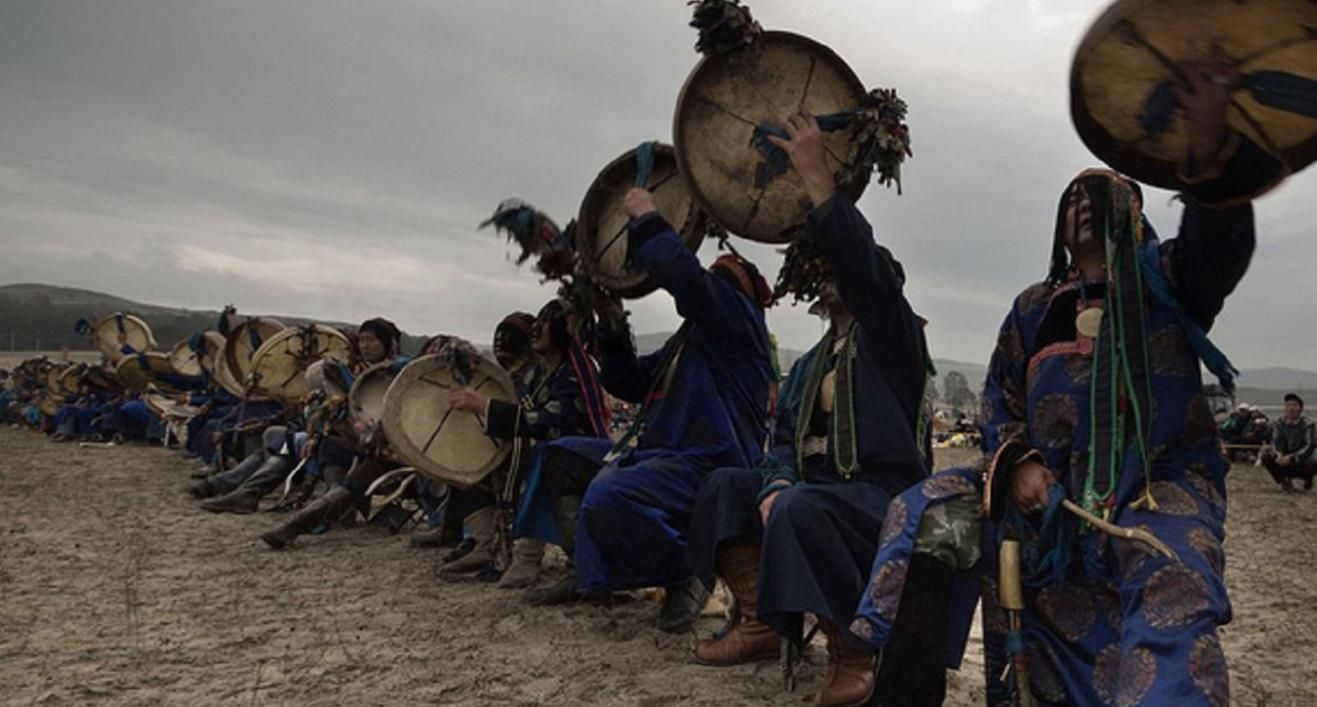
xmin=1035 ymin=582 xmax=1096 ymax=642
xmin=1181 ymin=394 xmax=1217 ymax=447
xmin=1189 ymin=633 xmax=1230 ymax=707
xmin=1187 ymin=526 xmax=1225 ymax=576
xmin=1143 ymin=563 xmax=1211 ymax=631
xmin=1148 ymin=323 xmax=1196 ymax=378
xmin=980 ymin=576 xmax=1009 ymax=634
xmin=1026 ymin=639 xmax=1068 ymax=704
xmin=879 ymin=495 xmax=908 ymax=548
xmin=867 ymin=558 xmax=909 ymax=623
xmin=921 ymin=473 xmax=976 ymax=500
xmin=1093 ymin=644 xmax=1156 ymax=707
xmin=1142 ymin=480 xmax=1201 ymax=517
xmin=1033 ymin=392 xmax=1079 ymax=449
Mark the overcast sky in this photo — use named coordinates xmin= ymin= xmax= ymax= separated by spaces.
xmin=0 ymin=1 xmax=1311 ymax=373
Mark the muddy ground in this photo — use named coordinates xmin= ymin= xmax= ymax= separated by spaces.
xmin=1 ymin=429 xmax=1314 ymax=705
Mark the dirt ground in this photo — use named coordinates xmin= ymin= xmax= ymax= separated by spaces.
xmin=1 ymin=431 xmax=1314 ymax=706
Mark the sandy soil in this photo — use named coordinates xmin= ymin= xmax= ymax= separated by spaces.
xmin=0 ymin=431 xmax=1313 ymax=706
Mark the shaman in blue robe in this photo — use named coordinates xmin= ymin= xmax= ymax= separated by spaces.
xmin=852 ymin=138 xmax=1281 ymax=706
xmin=553 ymin=215 xmax=772 ymax=593
xmin=687 ymin=193 xmax=933 ymax=655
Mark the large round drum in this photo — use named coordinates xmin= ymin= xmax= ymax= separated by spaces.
xmin=222 ymin=317 xmax=285 ymax=394
xmin=44 ymin=363 xmax=71 ymax=397
xmin=350 ymin=361 xmax=394 ymax=427
xmin=58 ymin=364 xmax=85 ymax=394
xmin=248 ymin=325 xmax=352 ymax=403
xmin=89 ymin=314 xmax=156 ymax=363
xmin=381 ymin=353 xmax=517 ymax=488
xmin=168 ymin=338 xmax=204 ymax=378
xmin=204 ymin=331 xmax=245 ymax=398
xmin=577 ymin=143 xmax=707 ymax=298
xmin=1071 ymin=0 xmax=1316 ymax=196
xmin=350 ymin=361 xmax=400 ymax=458
xmin=674 ymin=31 xmax=870 ymax=243
xmin=113 ymin=352 xmax=175 ymax=393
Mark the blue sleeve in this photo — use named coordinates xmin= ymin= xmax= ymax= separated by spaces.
xmin=808 ymin=194 xmax=924 ymax=370
xmin=628 ymin=214 xmax=759 ymax=337
xmin=758 ymin=353 xmax=813 ymax=493
xmin=594 ymin=319 xmax=664 ymax=404
xmin=1160 ymin=203 xmax=1255 ymax=333
xmin=980 ymin=301 xmax=1031 ymax=460
xmin=1160 ymin=133 xmax=1278 ymax=331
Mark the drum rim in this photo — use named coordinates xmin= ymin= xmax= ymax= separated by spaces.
xmin=221 ymin=317 xmax=285 ymax=395
xmin=672 ymin=30 xmax=869 ymax=244
xmin=577 ymin=142 xmax=706 ymax=298
xmin=1069 ymin=0 xmax=1315 ymax=194
xmin=380 ymin=353 xmax=517 ymax=489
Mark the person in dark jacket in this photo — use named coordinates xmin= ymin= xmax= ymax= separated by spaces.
xmin=686 ymin=111 xmax=940 ymax=706
xmin=525 ymin=188 xmax=773 ymax=636
xmin=1263 ymin=393 xmax=1316 ymax=492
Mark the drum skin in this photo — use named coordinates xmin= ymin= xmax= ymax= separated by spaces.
xmin=168 ymin=338 xmax=205 ymax=378
xmin=1071 ymin=0 xmax=1317 ymax=195
xmin=674 ymin=31 xmax=870 ymax=243
xmin=222 ymin=318 xmax=285 ymax=395
xmin=113 ymin=352 xmax=175 ymax=394
xmin=90 ymin=314 xmax=156 ymax=364
xmin=248 ymin=325 xmax=352 ymax=404
xmin=381 ymin=353 xmax=517 ymax=489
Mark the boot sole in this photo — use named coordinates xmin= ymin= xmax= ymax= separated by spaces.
xmin=260 ymin=533 xmax=287 ymax=550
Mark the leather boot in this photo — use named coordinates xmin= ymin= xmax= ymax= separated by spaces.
xmin=658 ymin=575 xmax=709 ymax=634
xmin=695 ymin=544 xmax=778 ymax=665
xmin=199 ymin=485 xmax=263 ymax=514
xmin=260 ymin=485 xmax=356 ymax=549
xmin=188 ymin=478 xmax=218 ymax=499
xmin=497 ymin=538 xmax=545 ymax=589
xmin=815 ymin=620 xmax=876 ymax=707
xmin=438 ymin=507 xmax=497 ymax=579
xmin=525 ymin=495 xmax=583 ymax=606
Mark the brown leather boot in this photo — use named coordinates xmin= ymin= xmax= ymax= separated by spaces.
xmin=695 ymin=544 xmax=779 ymax=665
xmin=260 ymin=486 xmax=356 ymax=549
xmin=497 ymin=538 xmax=545 ymax=589
xmin=815 ymin=620 xmax=875 ymax=707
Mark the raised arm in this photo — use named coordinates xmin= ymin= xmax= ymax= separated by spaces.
xmin=592 ymin=317 xmax=665 ymax=404
xmin=623 ymin=190 xmax=760 ymax=338
xmin=1160 ymin=64 xmax=1282 ymax=331
xmin=808 ymin=194 xmax=918 ymax=349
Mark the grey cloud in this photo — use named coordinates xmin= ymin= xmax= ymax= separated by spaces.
xmin=0 ymin=0 xmax=1311 ymax=372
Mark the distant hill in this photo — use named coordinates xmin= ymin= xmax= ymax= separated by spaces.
xmin=5 ymin=284 xmax=1314 ymax=390
xmin=0 ymin=283 xmax=429 ymax=354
